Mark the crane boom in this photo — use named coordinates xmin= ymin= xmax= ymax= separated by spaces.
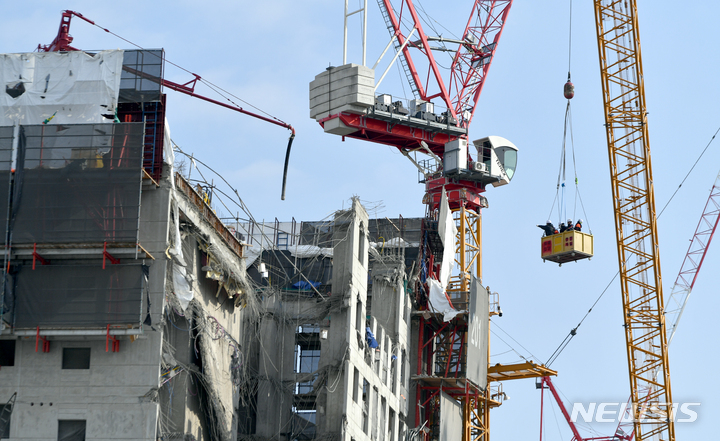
xmin=665 ymin=168 xmax=720 ymax=344
xmin=593 ymin=1 xmax=675 ymax=440
xmin=539 ymin=376 xmax=632 ymax=441
xmin=376 ymin=0 xmax=512 ymax=130
xmin=448 ymin=1 xmax=512 ymax=129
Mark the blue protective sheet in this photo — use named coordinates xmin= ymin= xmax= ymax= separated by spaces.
xmin=365 ymin=327 xmax=379 ymax=349
xmin=291 ymin=280 xmax=321 ymax=290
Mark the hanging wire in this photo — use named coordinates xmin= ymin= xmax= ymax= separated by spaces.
xmin=566 ymin=99 xmax=591 ymax=233
xmin=490 ymin=319 xmax=542 ymax=361
xmin=82 ymin=16 xmax=292 ymax=127
xmin=545 ymin=123 xmax=720 ymax=366
xmin=567 ymin=0 xmax=573 ymax=73
xmin=547 ymin=0 xmax=591 ymax=231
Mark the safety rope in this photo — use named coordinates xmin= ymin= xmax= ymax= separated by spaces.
xmin=547 ymin=0 xmax=591 ymax=233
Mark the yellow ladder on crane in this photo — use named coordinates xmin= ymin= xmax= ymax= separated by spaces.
xmin=594 ymin=1 xmax=675 ymax=440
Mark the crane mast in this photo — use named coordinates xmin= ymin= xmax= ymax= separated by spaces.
xmin=314 ymin=2 xmax=559 ymax=440
xmin=593 ymin=2 xmax=675 ymax=440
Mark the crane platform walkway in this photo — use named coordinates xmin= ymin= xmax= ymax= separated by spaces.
xmin=487 ymin=361 xmax=557 ymax=382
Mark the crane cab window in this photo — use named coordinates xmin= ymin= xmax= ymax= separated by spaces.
xmin=499 ymin=148 xmax=517 ymax=180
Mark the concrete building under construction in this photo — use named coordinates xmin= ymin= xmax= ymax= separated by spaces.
xmin=0 ymin=47 xmax=258 ymax=441
xmin=0 ymin=10 xmax=557 ymax=441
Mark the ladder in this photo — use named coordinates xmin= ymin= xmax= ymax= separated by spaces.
xmin=376 ymin=0 xmax=419 ymax=99
xmin=277 ymin=232 xmax=289 ymax=250
xmin=0 ymin=392 xmax=16 ymax=437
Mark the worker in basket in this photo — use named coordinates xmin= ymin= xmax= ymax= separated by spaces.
xmin=559 ymin=220 xmax=570 ymax=233
xmin=574 ymin=219 xmax=583 ymax=232
xmin=537 ymin=221 xmax=558 ymax=237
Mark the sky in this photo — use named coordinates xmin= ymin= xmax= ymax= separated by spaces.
xmin=2 ymin=1 xmax=719 ymax=439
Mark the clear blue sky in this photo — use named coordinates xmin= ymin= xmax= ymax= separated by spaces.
xmin=2 ymin=1 xmax=718 ymax=439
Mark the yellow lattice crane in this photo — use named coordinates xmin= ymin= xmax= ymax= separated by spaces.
xmin=593 ymin=1 xmax=675 ymax=440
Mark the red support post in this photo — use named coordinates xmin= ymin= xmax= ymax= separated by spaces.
xmin=106 ymin=324 xmax=119 ymax=352
xmin=35 ymin=327 xmax=49 ymax=353
xmin=444 ymin=326 xmax=457 ymax=377
xmin=422 ymin=322 xmax=448 ymax=350
xmin=103 ymin=242 xmax=120 ymax=269
xmin=32 ymin=243 xmax=49 ymax=270
xmin=456 ymin=330 xmax=466 ymax=378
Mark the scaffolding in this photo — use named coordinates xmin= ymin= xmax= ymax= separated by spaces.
xmin=0 ymin=123 xmax=148 ymax=335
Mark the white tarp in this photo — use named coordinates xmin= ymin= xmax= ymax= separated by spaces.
xmin=0 ymin=50 xmax=124 ymax=126
xmin=428 ymin=278 xmax=462 ymax=322
xmin=172 ymin=265 xmax=193 ymax=311
xmin=164 ymin=118 xmax=175 ymax=188
xmin=440 ymin=391 xmax=464 ymax=441
xmin=467 ymin=276 xmax=489 ymax=389
xmin=244 ymin=246 xmax=262 ymax=269
xmin=438 ymin=188 xmax=458 ymax=290
xmin=289 ymin=244 xmax=334 ymax=259
xmin=244 ymin=244 xmax=333 ymax=269
xmin=370 ymin=237 xmax=420 ymax=249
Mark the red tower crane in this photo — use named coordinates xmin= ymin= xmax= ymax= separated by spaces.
xmin=312 ymin=2 xmax=556 ymax=440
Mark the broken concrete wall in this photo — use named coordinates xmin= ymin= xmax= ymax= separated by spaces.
xmin=158 ymin=174 xmax=256 ymax=441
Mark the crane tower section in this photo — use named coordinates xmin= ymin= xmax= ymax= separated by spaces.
xmin=313 ymin=2 xmax=555 ymax=440
xmin=593 ymin=1 xmax=675 ymax=440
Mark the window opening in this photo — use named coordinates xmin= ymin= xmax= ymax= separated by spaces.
xmin=57 ymin=420 xmax=86 ymax=441
xmin=362 ymin=378 xmax=370 ymax=434
xmin=294 ymin=326 xmax=320 ymax=395
xmin=0 ymin=341 xmax=16 ymax=366
xmin=353 ymin=368 xmax=360 ymax=403
xmin=62 ymin=348 xmax=90 ymax=370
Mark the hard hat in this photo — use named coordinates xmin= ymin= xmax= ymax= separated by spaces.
xmin=567 ymin=219 xmax=572 ymax=224
xmin=578 ymin=219 xmax=583 ymax=224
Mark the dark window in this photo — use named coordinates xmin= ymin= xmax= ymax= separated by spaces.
xmin=353 ymin=368 xmax=360 ymax=403
xmin=389 ymin=408 xmax=396 ymax=441
xmin=0 ymin=340 xmax=15 ymax=366
xmin=362 ymin=378 xmax=369 ymax=434
xmin=62 ymin=348 xmax=91 ymax=370
xmin=57 ymin=420 xmax=86 ymax=441
xmin=5 ymin=82 xmax=25 ymax=98
xmin=358 ymin=223 xmax=366 ymax=266
xmin=356 ymin=300 xmax=363 ymax=336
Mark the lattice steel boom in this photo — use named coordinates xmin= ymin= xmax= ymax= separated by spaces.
xmin=593 ymin=1 xmax=674 ymax=440
xmin=665 ymin=168 xmax=720 ymax=345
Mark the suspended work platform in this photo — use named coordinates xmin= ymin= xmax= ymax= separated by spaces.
xmin=541 ymin=230 xmax=593 ymax=265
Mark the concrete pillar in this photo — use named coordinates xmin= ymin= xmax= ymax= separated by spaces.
xmin=316 ymin=199 xmax=369 ymax=438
